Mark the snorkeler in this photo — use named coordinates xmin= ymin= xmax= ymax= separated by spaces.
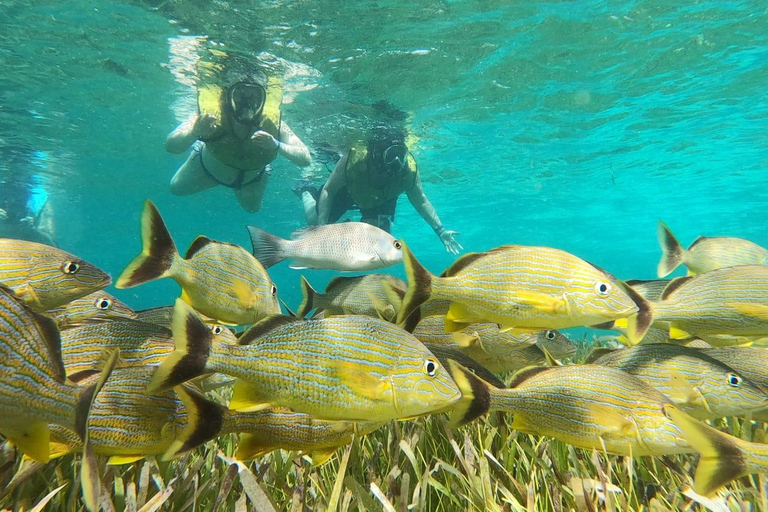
xmin=166 ymin=73 xmax=311 ymax=212
xmin=299 ymin=126 xmax=462 ymax=255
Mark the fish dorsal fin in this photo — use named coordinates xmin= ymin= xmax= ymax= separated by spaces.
xmin=325 ymin=275 xmax=352 ymax=291
xmin=440 ymin=252 xmax=487 ymax=278
xmin=238 ymin=315 xmax=302 ymax=345
xmin=185 ymin=236 xmax=215 ymax=259
xmin=507 ymin=366 xmax=550 ymax=388
xmin=661 ymin=276 xmax=694 ymax=300
xmin=290 ymin=226 xmax=319 ymax=240
xmin=584 ymin=346 xmax=620 ymax=364
xmin=688 ymin=236 xmax=710 ymax=249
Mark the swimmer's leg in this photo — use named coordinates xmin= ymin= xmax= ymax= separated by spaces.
xmin=235 ymin=172 xmax=270 ymax=213
xmin=301 ymin=191 xmax=318 ymax=225
xmin=169 ymin=147 xmax=219 ymax=196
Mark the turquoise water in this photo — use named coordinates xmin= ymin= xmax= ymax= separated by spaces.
xmin=2 ymin=0 xmax=767 ymax=325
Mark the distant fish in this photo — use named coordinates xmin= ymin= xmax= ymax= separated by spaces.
xmin=665 ymin=404 xmax=768 ymax=497
xmin=657 ymin=221 xmax=768 ymax=277
xmin=586 ymin=343 xmax=768 ymax=420
xmin=449 ymin=361 xmax=699 ymax=457
xmin=0 ymin=238 xmax=111 ymax=311
xmin=46 ymin=291 xmax=136 ymax=329
xmin=247 ymin=222 xmax=403 ymax=271
xmin=50 ymin=366 xmax=223 ymax=465
xmin=397 ymin=244 xmax=651 ymax=342
xmin=413 ymin=316 xmax=574 ymax=373
xmin=116 ymin=200 xmax=280 ymax=325
xmin=650 ymin=265 xmax=768 ymax=339
xmin=149 ymin=299 xmax=461 ymax=422
xmin=297 ymin=274 xmax=406 ymax=320
xmin=223 ymin=407 xmax=384 ymax=465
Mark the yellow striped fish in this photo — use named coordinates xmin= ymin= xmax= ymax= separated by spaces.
xmin=134 ymin=305 xmax=174 ymax=329
xmin=665 ymin=404 xmax=768 ymax=497
xmin=0 ymin=239 xmax=111 ymax=311
xmin=116 ymin=200 xmax=280 ymax=325
xmin=657 ymin=221 xmax=768 ymax=277
xmin=702 ymin=347 xmax=768 ymax=392
xmin=449 ymin=362 xmax=692 ymax=457
xmin=223 ymin=407 xmax=384 ymax=465
xmin=297 ymin=274 xmax=406 ymax=321
xmin=626 ymin=278 xmax=671 ymax=301
xmin=397 ymin=244 xmax=651 ymax=342
xmin=0 ymin=286 xmax=107 ymax=463
xmin=650 ymin=265 xmax=768 ymax=339
xmin=45 ymin=291 xmax=136 ymax=329
xmin=48 ymin=366 xmax=223 ymax=464
xmin=61 ymin=318 xmax=236 ymax=376
xmin=586 ymin=344 xmax=768 ymax=419
xmin=149 ymin=299 xmax=461 ymax=422
xmin=414 ymin=315 xmax=574 ymax=373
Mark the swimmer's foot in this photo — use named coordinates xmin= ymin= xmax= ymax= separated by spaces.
xmin=292 ymin=180 xmax=318 ymax=200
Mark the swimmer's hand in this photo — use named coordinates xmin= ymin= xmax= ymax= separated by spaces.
xmin=251 ymin=130 xmax=279 ymax=150
xmin=439 ymin=229 xmax=463 ymax=255
xmin=193 ymin=114 xmax=218 ymax=139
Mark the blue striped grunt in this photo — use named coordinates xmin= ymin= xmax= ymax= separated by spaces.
xmin=449 ymin=361 xmax=695 ymax=457
xmin=414 ymin=315 xmax=574 ymax=373
xmin=116 ymin=200 xmax=280 ymax=325
xmin=657 ymin=221 xmax=768 ymax=278
xmin=297 ymin=274 xmax=406 ymax=321
xmin=134 ymin=305 xmax=175 ymax=329
xmin=48 ymin=366 xmax=223 ymax=464
xmin=45 ymin=291 xmax=136 ymax=329
xmin=149 ymin=299 xmax=461 ymax=422
xmin=396 ymin=244 xmax=651 ymax=342
xmin=702 ymin=347 xmax=768 ymax=392
xmin=586 ymin=343 xmax=768 ymax=419
xmin=61 ymin=318 xmax=236 ymax=376
xmin=223 ymin=407 xmax=384 ymax=465
xmin=0 ymin=238 xmax=111 ymax=311
xmin=665 ymin=404 xmax=768 ymax=497
xmin=650 ymin=265 xmax=768 ymax=339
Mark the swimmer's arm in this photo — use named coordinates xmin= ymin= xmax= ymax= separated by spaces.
xmin=317 ymin=154 xmax=348 ymax=225
xmin=406 ymin=172 xmax=444 ymax=233
xmin=165 ymin=114 xmax=200 ymax=154
xmin=276 ymin=123 xmax=312 ymax=167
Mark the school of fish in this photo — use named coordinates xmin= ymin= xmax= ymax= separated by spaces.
xmin=4 ymin=208 xmax=768 ymax=507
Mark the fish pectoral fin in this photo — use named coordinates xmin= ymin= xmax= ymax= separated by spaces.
xmin=229 ymin=380 xmax=272 ymax=412
xmin=452 ymin=331 xmax=480 ymax=348
xmin=107 ymin=455 xmax=146 ymax=466
xmin=728 ymin=303 xmax=768 ymax=320
xmin=669 ymin=327 xmax=693 ymax=340
xmin=6 ymin=422 xmax=51 ymax=463
xmin=334 ymin=361 xmax=391 ymax=400
xmin=585 ymin=403 xmax=634 ymax=435
xmin=12 ymin=283 xmax=42 ymax=309
xmin=289 ymin=264 xmax=309 ymax=270
xmin=509 ymin=291 xmax=566 ymax=314
xmin=307 ymin=448 xmax=338 ymax=466
xmin=368 ymin=293 xmax=396 ymax=321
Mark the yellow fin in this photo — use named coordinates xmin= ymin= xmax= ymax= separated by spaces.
xmin=180 ymin=288 xmax=193 ymax=305
xmin=452 ymin=331 xmax=479 ymax=348
xmin=334 ymin=360 xmax=390 ymax=400
xmin=235 ymin=433 xmax=273 ymax=460
xmin=107 ymin=455 xmax=145 ymax=465
xmin=728 ymin=303 xmax=768 ymax=320
xmin=232 ymin=280 xmax=253 ymax=308
xmin=510 ymin=291 xmax=566 ymax=313
xmin=445 ymin=302 xmax=478 ymax=333
xmin=307 ymin=448 xmax=338 ymax=466
xmin=665 ymin=370 xmax=710 ymax=412
xmin=12 ymin=283 xmax=42 ymax=310
xmin=229 ymin=380 xmax=272 ymax=412
xmin=613 ymin=318 xmax=628 ymax=329
xmin=6 ymin=423 xmax=51 ymax=463
xmin=585 ymin=402 xmax=634 ymax=436
xmin=670 ymin=327 xmax=692 ymax=340
xmin=368 ymin=293 xmax=396 ymax=322
xmin=49 ymin=440 xmax=77 ymax=460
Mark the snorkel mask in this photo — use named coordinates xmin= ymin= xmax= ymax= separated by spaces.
xmin=227 ymin=82 xmax=267 ymax=125
xmin=382 ymin=143 xmax=409 ymax=174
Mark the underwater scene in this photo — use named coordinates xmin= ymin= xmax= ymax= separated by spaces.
xmin=1 ymin=0 xmax=768 ymax=510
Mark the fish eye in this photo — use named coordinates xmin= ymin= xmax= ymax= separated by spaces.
xmin=393 ymin=240 xmax=402 ymax=250
xmin=61 ymin=261 xmax=80 ymax=274
xmin=423 ymin=358 xmax=438 ymax=377
xmin=595 ymin=282 xmax=611 ymax=296
xmin=270 ymin=284 xmax=277 ymax=296
xmin=95 ymin=298 xmax=112 ymax=310
xmin=546 ymin=330 xmax=556 ymax=340
xmin=727 ymin=373 xmax=741 ymax=387
xmin=212 ymin=325 xmax=224 ymax=335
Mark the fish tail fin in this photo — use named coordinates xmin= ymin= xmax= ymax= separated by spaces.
xmin=657 ymin=221 xmax=685 ymax=278
xmin=297 ymin=275 xmax=317 ymax=319
xmin=396 ymin=243 xmax=433 ymax=326
xmin=147 ymin=299 xmax=213 ymax=393
xmin=664 ymin=404 xmax=746 ymax=496
xmin=446 ymin=360 xmax=492 ymax=428
xmin=116 ymin=200 xmax=177 ymax=288
xmin=620 ymin=282 xmax=653 ymax=344
xmin=78 ymin=349 xmax=120 ymax=512
xmin=161 ymin=385 xmax=225 ymax=460
xmin=247 ymin=226 xmax=286 ymax=269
